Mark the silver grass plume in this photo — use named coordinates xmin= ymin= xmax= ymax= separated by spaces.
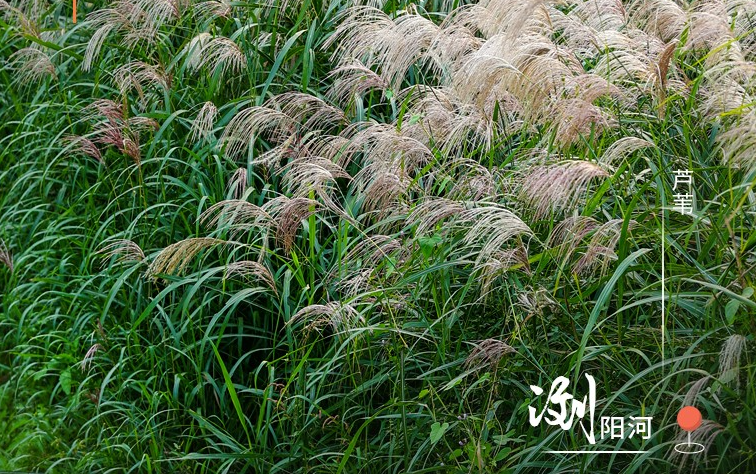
xmin=81 ymin=343 xmax=104 ymax=371
xmin=190 ymin=101 xmax=218 ymax=143
xmin=667 ymin=419 xmax=724 ymax=470
xmin=97 ymin=239 xmax=145 ymax=268
xmin=113 ymin=61 xmax=170 ymax=102
xmin=146 ymin=237 xmax=226 ymax=278
xmin=8 ymin=47 xmax=56 ymax=85
xmin=262 ymin=196 xmax=323 ymax=253
xmin=199 ymin=200 xmax=272 ymax=237
xmin=407 ymin=197 xmax=465 ymax=236
xmin=223 ymin=260 xmax=277 ymax=294
xmin=0 ymin=239 xmax=12 ymax=272
xmin=64 ymin=135 xmax=104 ymax=164
xmin=464 ymin=338 xmax=516 ymax=370
xmin=718 ymin=334 xmax=746 ymax=390
xmin=226 ymin=168 xmax=247 ymax=200
xmin=573 ymin=219 xmax=634 ymax=276
xmin=520 ymin=159 xmax=610 ymax=219
xmin=683 ymin=375 xmax=712 ymax=407
xmin=327 ymin=61 xmax=389 ymax=107
xmin=192 ymin=0 xmax=232 ymax=23
xmin=185 ymin=33 xmax=264 ymax=81
xmin=288 ymin=301 xmax=365 ymax=339
xmin=457 ymin=201 xmax=533 ymax=262
xmin=477 ymin=246 xmax=531 ymax=298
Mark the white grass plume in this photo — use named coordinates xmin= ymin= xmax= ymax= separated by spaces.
xmin=0 ymin=239 xmax=12 ymax=272
xmin=8 ymin=47 xmax=56 ymax=85
xmin=190 ymin=101 xmax=218 ymax=143
xmin=97 ymin=239 xmax=145 ymax=268
xmin=519 ymin=160 xmax=611 ymax=219
xmin=146 ymin=237 xmax=226 ymax=278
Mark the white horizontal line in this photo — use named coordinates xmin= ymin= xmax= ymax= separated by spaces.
xmin=547 ymin=450 xmax=647 ymax=454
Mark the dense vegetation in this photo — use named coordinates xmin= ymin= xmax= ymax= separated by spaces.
xmin=1 ymin=0 xmax=754 ymax=472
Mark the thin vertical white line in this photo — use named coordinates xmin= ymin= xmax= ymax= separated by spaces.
xmin=661 ymin=208 xmax=665 ymax=363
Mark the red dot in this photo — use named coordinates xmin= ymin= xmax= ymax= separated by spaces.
xmin=677 ymin=406 xmax=702 ymax=432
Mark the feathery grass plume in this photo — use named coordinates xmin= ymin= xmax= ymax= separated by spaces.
xmin=517 ymin=286 xmax=558 ymax=319
xmin=280 ymin=156 xmax=351 ymax=212
xmin=186 ymin=34 xmax=258 ymax=80
xmin=0 ymin=239 xmax=12 ymax=272
xmin=81 ymin=343 xmax=103 ymax=371
xmin=190 ymin=101 xmax=218 ymax=143
xmin=354 ymin=168 xmax=412 ymax=214
xmin=549 ymin=98 xmax=613 ymax=146
xmin=145 ymin=237 xmax=225 ymax=278
xmin=332 ymin=268 xmax=377 ymax=297
xmin=686 ymin=9 xmax=739 ymax=56
xmin=223 ymin=260 xmax=277 ymax=294
xmin=562 ymin=73 xmax=622 ymax=104
xmin=84 ymin=99 xmax=158 ymax=166
xmin=627 ymin=0 xmax=686 ymax=42
xmin=573 ymin=219 xmax=634 ymax=276
xmin=718 ymin=334 xmax=746 ymax=389
xmin=308 ymin=134 xmax=351 ymax=165
xmin=267 ymin=93 xmax=347 ymax=135
xmin=477 ymin=246 xmax=531 ymax=298
xmin=127 ymin=116 xmax=160 ymax=133
xmin=667 ymin=419 xmax=724 ymax=469
xmin=464 ymin=338 xmax=516 ymax=370
xmin=342 ymin=234 xmax=403 ymax=267
xmin=327 ymin=235 xmax=405 ymax=294
xmin=64 ymin=135 xmax=104 ymax=164
xmin=226 ymin=168 xmax=247 ymax=200
xmin=548 ymin=216 xmax=635 ymax=276
xmin=113 ymin=61 xmax=170 ymax=102
xmin=221 ymin=106 xmax=295 ymax=158
xmin=568 ymin=0 xmax=627 ymax=31
xmin=192 ymin=0 xmax=232 ymax=24
xmin=85 ymin=98 xmax=125 ymax=122
xmin=129 ymin=0 xmax=183 ymax=33
xmin=8 ymin=47 xmax=56 ymax=85
xmin=327 ymin=7 xmax=440 ymax=89
xmin=457 ymin=202 xmax=533 ymax=261
xmin=683 ymin=375 xmax=712 ymax=406
xmin=599 ymin=136 xmax=654 ymax=167
xmin=288 ymin=301 xmax=365 ymax=338
xmin=547 ymin=215 xmax=600 ymax=259
xmin=593 ymin=29 xmax=674 ymax=93
xmin=339 ymin=122 xmax=433 ymax=170
xmin=451 ymin=43 xmax=521 ymax=108
xmin=519 ymin=159 xmax=610 ymax=219
xmin=262 ymin=196 xmax=322 ymax=253
xmin=97 ymin=239 xmax=145 ymax=269
xmin=714 ymin=109 xmax=756 ymax=169
xmin=199 ymin=200 xmax=271 ymax=236
xmin=407 ymin=197 xmax=465 ymax=236
xmin=0 ymin=0 xmax=39 ymax=37
xmin=455 ymin=0 xmax=553 ymax=40
xmin=453 ymin=33 xmax=582 ymax=122
xmin=82 ymin=6 xmax=135 ymax=72
xmin=699 ymin=77 xmax=751 ymax=118
xmin=427 ymin=19 xmax=483 ymax=79
xmin=327 ymin=61 xmax=390 ymax=107
xmin=549 ymin=7 xmax=600 ymax=56
xmin=402 ymin=86 xmax=522 ymax=154
xmin=342 ymin=123 xmax=432 ymax=213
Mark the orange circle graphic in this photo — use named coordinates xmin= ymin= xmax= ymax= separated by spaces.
xmin=677 ymin=406 xmax=702 ymax=432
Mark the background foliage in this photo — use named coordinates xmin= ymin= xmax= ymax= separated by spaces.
xmin=0 ymin=0 xmax=754 ymax=472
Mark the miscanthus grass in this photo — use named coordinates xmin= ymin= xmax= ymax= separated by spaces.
xmin=0 ymin=0 xmax=755 ymax=472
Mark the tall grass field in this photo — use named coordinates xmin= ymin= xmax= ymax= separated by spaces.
xmin=0 ymin=0 xmax=755 ymax=472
